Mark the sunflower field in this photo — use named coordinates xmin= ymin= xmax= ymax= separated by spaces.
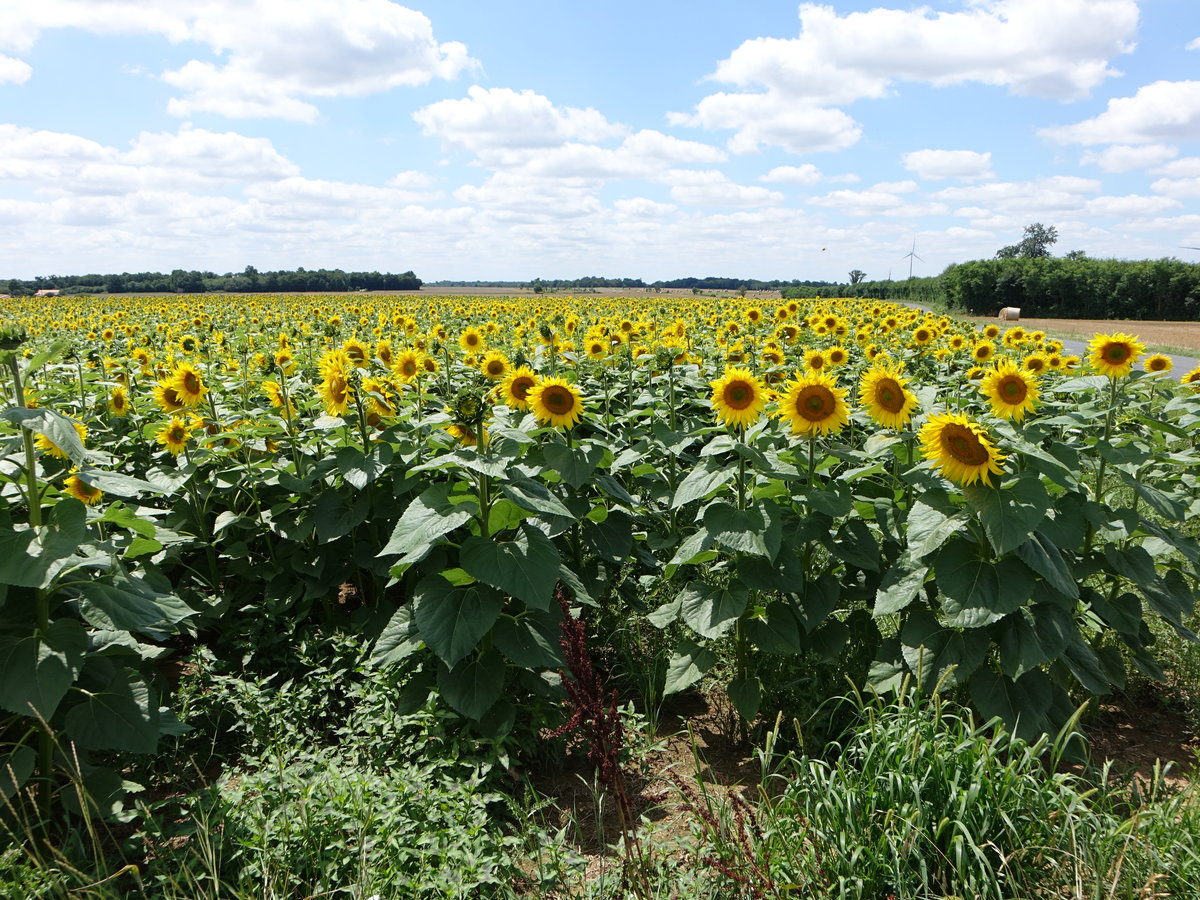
xmin=1 ymin=292 xmax=1200 ymax=846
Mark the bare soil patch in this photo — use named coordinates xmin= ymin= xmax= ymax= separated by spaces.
xmin=962 ymin=315 xmax=1200 ymax=352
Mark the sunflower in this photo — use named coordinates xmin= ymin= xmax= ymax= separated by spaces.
xmin=1143 ymin=353 xmax=1173 ymax=374
xmin=361 ymin=377 xmax=395 ymax=418
xmin=709 ymin=366 xmax=766 ymax=430
xmin=859 ymin=363 xmax=918 ymax=430
xmin=153 ymin=379 xmax=185 ymax=412
xmin=1022 ymin=352 xmax=1049 ymax=375
xmin=776 ymin=370 xmax=849 ymax=436
xmin=275 ymin=348 xmax=297 ymax=374
xmin=320 ymin=366 xmax=353 ymax=416
xmin=64 ymin=473 xmax=102 ymax=506
xmin=156 ymin=416 xmax=193 ymax=455
xmin=375 ymin=339 xmax=395 ymax=368
xmin=479 ymin=350 xmax=511 ymax=381
xmin=169 ymin=362 xmax=208 ymax=408
xmin=501 ymin=366 xmax=538 ymax=410
xmin=980 ymin=360 xmax=1039 ymax=421
xmin=529 ymin=376 xmax=584 ymax=429
xmin=826 ymin=345 xmax=849 ymax=367
xmin=1181 ymin=365 xmax=1200 ymax=386
xmin=972 ymin=341 xmax=996 ymax=363
xmin=108 ymin=385 xmax=130 ymax=417
xmin=803 ymin=349 xmax=828 ymax=372
xmin=342 ymin=337 xmax=369 ymax=368
xmin=459 ymin=326 xmax=486 ymax=354
xmin=393 ymin=348 xmax=424 ymax=382
xmin=262 ymin=380 xmax=286 ymax=407
xmin=912 ymin=325 xmax=934 ymax=346
xmin=585 ymin=338 xmax=609 ymax=361
xmin=1088 ymin=332 xmax=1145 ymax=377
xmin=35 ymin=421 xmax=87 ymax=459
xmin=919 ymin=412 xmax=1005 ymax=487
xmin=444 ymin=422 xmax=483 ymax=447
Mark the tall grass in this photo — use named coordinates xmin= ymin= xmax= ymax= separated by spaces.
xmin=680 ymin=690 xmax=1200 ymax=899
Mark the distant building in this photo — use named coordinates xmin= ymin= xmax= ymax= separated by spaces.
xmin=34 ymin=289 xmax=60 ymax=296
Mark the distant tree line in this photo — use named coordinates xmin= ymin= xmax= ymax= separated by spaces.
xmin=4 ymin=266 xmax=422 ymax=296
xmin=528 ymin=276 xmax=647 ymax=292
xmin=940 ymin=257 xmax=1200 ymax=320
xmin=791 ymin=277 xmax=941 ymax=304
xmin=651 ymin=276 xmax=836 ymax=292
xmin=792 ymin=259 xmax=1200 ymax=321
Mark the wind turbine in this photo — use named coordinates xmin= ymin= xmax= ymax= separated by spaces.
xmin=901 ymin=238 xmax=924 ymax=279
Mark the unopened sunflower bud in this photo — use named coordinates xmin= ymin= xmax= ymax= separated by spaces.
xmin=0 ymin=320 xmax=27 ymax=351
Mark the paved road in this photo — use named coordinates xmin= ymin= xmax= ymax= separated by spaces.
xmin=1050 ymin=337 xmax=1197 ymax=377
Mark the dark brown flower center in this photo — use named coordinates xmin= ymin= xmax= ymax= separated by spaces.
xmin=942 ymin=424 xmax=990 ymax=466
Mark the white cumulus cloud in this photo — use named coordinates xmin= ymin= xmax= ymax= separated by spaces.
xmin=760 ymin=165 xmax=823 ymax=185
xmin=1043 ymin=81 xmax=1200 ymax=145
xmin=671 ymin=0 xmax=1137 ymax=154
xmin=1149 ymin=177 xmax=1200 ymax=200
xmin=1080 ymin=144 xmax=1178 ymax=172
xmin=0 ymin=54 xmax=31 ymax=84
xmin=414 ymin=86 xmax=625 ymax=154
xmin=1152 ymin=157 xmax=1200 ymax=177
xmin=663 ymin=170 xmax=783 ymax=207
xmin=902 ymin=149 xmax=994 ymax=182
xmin=0 ymin=1 xmax=475 ymax=122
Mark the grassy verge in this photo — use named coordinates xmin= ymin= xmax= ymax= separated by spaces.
xmin=4 ymin=624 xmax=1199 ymax=900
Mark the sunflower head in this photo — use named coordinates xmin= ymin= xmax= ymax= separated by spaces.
xmin=859 ymin=364 xmax=918 ymax=430
xmin=502 ymin=366 xmax=539 ymax=410
xmin=972 ymin=341 xmax=995 ymax=363
xmin=451 ymin=381 xmax=488 ymax=431
xmin=1022 ymin=352 xmax=1049 ymax=375
xmin=777 ymin=370 xmax=849 ymax=436
xmin=156 ymin=416 xmax=193 ymax=455
xmin=1087 ymin=332 xmax=1145 ymax=378
xmin=529 ymin=376 xmax=584 ymax=429
xmin=1143 ymin=353 xmax=1172 ymax=374
xmin=919 ymin=412 xmax=1006 ymax=487
xmin=980 ymin=360 xmax=1039 ymax=422
xmin=1181 ymin=365 xmax=1200 ymax=387
xmin=108 ymin=386 xmax=130 ymax=417
xmin=35 ymin=421 xmax=88 ymax=460
xmin=709 ymin=366 xmax=766 ymax=430
xmin=170 ymin=362 xmax=208 ymax=408
xmin=479 ymin=350 xmax=511 ymax=381
xmin=64 ymin=473 xmax=103 ymax=506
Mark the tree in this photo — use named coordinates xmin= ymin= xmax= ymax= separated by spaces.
xmin=996 ymin=223 xmax=1058 ymax=259
xmin=848 ymin=269 xmax=866 ymax=284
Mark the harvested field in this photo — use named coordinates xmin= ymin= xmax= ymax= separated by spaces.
xmin=963 ymin=315 xmax=1200 ymax=352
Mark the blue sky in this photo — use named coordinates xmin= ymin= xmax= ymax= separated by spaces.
xmin=2 ymin=0 xmax=1199 ymax=283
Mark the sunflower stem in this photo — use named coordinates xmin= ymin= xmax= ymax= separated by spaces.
xmin=74 ymin=355 xmax=87 ymax=418
xmin=807 ymin=434 xmax=817 ymax=491
xmin=1086 ymin=376 xmax=1120 ymax=555
xmin=736 ymin=443 xmax=747 ymax=511
xmin=1092 ymin=376 xmax=1119 ymax=508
